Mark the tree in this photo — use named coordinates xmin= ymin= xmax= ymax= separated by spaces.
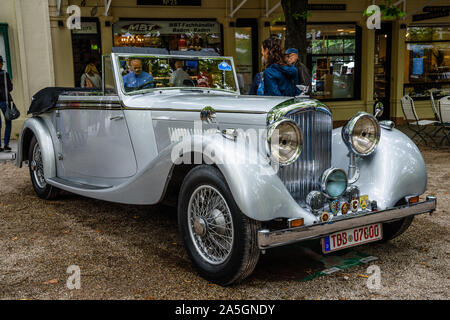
xmin=280 ymin=0 xmax=309 ymax=65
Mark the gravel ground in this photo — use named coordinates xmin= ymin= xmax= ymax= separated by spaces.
xmin=0 ymin=145 xmax=448 ymax=300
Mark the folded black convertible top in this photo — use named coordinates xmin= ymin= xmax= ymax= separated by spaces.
xmin=28 ymin=87 xmax=98 ymax=115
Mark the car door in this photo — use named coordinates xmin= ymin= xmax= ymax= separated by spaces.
xmin=56 ymin=57 xmax=137 ymax=180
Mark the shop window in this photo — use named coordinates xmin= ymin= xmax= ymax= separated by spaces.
xmin=404 ymin=25 xmax=450 ymax=99
xmin=270 ymin=23 xmax=361 ymax=100
xmin=113 ymin=20 xmax=222 ymax=55
xmin=0 ymin=23 xmax=12 ymax=76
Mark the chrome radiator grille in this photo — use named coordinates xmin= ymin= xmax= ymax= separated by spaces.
xmin=278 ymin=109 xmax=332 ymax=202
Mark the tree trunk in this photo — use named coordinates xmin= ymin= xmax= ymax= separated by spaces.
xmin=280 ymin=0 xmax=308 ymax=65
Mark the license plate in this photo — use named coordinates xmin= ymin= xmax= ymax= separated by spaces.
xmin=322 ymin=223 xmax=383 ymax=253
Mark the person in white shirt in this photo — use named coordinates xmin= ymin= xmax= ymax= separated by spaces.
xmin=169 ymin=60 xmax=190 ymax=87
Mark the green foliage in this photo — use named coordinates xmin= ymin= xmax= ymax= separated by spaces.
xmin=363 ymin=0 xmax=406 ymax=20
xmin=272 ymin=10 xmax=310 ymax=24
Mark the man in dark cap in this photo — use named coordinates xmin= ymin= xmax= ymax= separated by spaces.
xmin=0 ymin=55 xmax=13 ymax=152
xmin=285 ymin=48 xmax=312 ymax=92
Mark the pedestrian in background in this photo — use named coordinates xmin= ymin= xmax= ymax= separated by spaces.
xmin=169 ymin=60 xmax=190 ymax=87
xmin=81 ymin=63 xmax=102 ymax=88
xmin=285 ymin=48 xmax=312 ymax=90
xmin=249 ymin=56 xmax=266 ymax=95
xmin=261 ymin=37 xmax=299 ymax=97
xmin=0 ymin=56 xmax=12 ymax=152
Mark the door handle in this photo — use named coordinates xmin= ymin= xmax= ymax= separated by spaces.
xmin=110 ymin=115 xmax=124 ymax=121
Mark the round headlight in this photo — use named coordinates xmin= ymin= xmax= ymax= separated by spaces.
xmin=321 ymin=168 xmax=348 ymax=199
xmin=342 ymin=112 xmax=380 ymax=156
xmin=267 ymin=119 xmax=303 ymax=166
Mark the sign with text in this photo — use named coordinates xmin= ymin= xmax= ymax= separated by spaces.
xmin=423 ymin=6 xmax=450 ymax=13
xmin=137 ymin=0 xmax=201 ymax=5
xmin=114 ymin=20 xmax=220 ymax=35
xmin=412 ymin=11 xmax=449 ymax=22
xmin=308 ymin=4 xmax=346 ymax=10
xmin=72 ymin=22 xmax=98 ymax=34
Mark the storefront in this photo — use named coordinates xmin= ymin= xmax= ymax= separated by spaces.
xmin=4 ymin=0 xmax=450 ymax=139
xmin=270 ymin=23 xmax=361 ymax=101
xmin=113 ymin=19 xmax=223 ymax=55
xmin=404 ymin=24 xmax=450 ymax=99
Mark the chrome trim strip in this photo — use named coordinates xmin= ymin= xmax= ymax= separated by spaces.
xmin=147 ymin=107 xmax=267 ymax=114
xmin=55 ymin=100 xmax=268 ymax=114
xmin=258 ymin=197 xmax=437 ymax=249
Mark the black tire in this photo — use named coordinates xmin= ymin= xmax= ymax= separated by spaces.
xmin=28 ymin=136 xmax=60 ymax=200
xmin=380 ymin=199 xmax=414 ymax=242
xmin=178 ymin=165 xmax=260 ymax=286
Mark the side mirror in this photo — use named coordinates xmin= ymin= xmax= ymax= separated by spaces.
xmin=374 ymin=101 xmax=384 ymax=118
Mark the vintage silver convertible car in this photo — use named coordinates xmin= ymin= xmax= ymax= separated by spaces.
xmin=16 ymin=51 xmax=436 ymax=285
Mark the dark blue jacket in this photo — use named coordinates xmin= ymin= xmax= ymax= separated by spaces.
xmin=263 ymin=64 xmax=300 ymax=97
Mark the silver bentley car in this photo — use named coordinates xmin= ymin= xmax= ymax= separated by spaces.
xmin=16 ymin=51 xmax=437 ymax=285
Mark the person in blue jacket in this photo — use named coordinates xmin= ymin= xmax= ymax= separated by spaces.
xmin=261 ymin=37 xmax=300 ymax=97
xmin=123 ymin=59 xmax=154 ymax=91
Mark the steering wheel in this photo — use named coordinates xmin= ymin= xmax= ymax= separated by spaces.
xmin=136 ymin=80 xmax=156 ymax=90
xmin=124 ymin=80 xmax=157 ymax=92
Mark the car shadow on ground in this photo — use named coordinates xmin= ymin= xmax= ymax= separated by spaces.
xmin=30 ymin=188 xmax=378 ymax=284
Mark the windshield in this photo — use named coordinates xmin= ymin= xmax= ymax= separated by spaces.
xmin=117 ymin=55 xmax=238 ymax=94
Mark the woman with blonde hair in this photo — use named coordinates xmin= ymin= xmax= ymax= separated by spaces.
xmin=81 ymin=63 xmax=102 ymax=88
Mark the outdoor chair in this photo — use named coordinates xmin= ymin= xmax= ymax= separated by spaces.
xmin=437 ymin=96 xmax=450 ymax=146
xmin=400 ymin=95 xmax=437 ymax=146
xmin=429 ymin=90 xmax=446 ymax=138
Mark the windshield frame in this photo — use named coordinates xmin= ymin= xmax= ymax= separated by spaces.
xmin=113 ymin=53 xmax=241 ymax=96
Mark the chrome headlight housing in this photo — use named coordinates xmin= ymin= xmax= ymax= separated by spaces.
xmin=267 ymin=118 xmax=303 ymax=166
xmin=321 ymin=168 xmax=348 ymax=199
xmin=342 ymin=112 xmax=381 ymax=156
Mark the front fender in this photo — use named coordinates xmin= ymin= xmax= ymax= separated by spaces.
xmin=16 ymin=117 xmax=57 ymax=180
xmin=174 ymin=133 xmax=316 ymax=223
xmin=332 ymin=127 xmax=427 ymax=209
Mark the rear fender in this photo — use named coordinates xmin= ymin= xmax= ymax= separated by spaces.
xmin=16 ymin=117 xmax=57 ymax=180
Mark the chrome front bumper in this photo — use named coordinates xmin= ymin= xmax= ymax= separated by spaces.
xmin=258 ymin=196 xmax=437 ymax=249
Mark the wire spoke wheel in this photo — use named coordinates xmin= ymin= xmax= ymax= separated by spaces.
xmin=187 ymin=185 xmax=234 ymax=265
xmin=30 ymin=142 xmax=46 ymax=189
xmin=28 ymin=136 xmax=60 ymax=200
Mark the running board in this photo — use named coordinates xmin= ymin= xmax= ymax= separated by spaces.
xmin=0 ymin=152 xmax=16 ymax=163
xmin=47 ymin=177 xmax=113 ymax=190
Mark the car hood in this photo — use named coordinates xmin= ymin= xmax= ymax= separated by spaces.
xmin=122 ymin=92 xmax=292 ymax=114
